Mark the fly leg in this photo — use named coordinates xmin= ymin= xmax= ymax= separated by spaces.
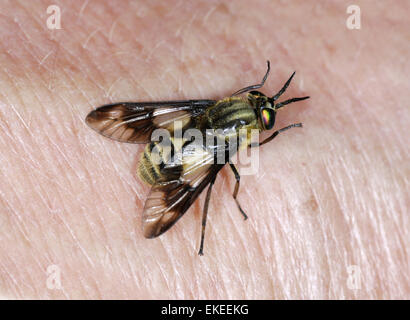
xmin=198 ymin=175 xmax=218 ymax=256
xmin=229 ymin=163 xmax=248 ymax=220
xmin=251 ymin=123 xmax=303 ymax=148
xmin=231 ymin=61 xmax=270 ymax=96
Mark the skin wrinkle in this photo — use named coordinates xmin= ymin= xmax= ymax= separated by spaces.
xmin=218 ymin=219 xmax=248 ymax=298
xmin=374 ymin=200 xmax=400 ymax=280
xmin=296 ymin=196 xmax=327 ymax=297
xmin=164 ymin=0 xmax=184 ymax=19
xmin=225 ymin=220 xmax=251 ymax=298
xmin=108 ymin=19 xmax=120 ymax=44
xmin=46 ymin=136 xmax=82 ymax=183
xmin=59 ymin=215 xmax=95 ymax=268
xmin=317 ymin=206 xmax=338 ymax=297
xmin=319 ymin=159 xmax=350 ymax=296
xmin=238 ymin=226 xmax=265 ymax=298
xmin=196 ymin=260 xmax=211 ymax=298
xmin=41 ymin=47 xmax=59 ymax=91
xmin=13 ymin=5 xmax=61 ymax=77
xmin=105 ymin=76 xmax=123 ymax=98
xmin=109 ymin=11 xmax=178 ymax=89
xmin=56 ymin=28 xmax=111 ymax=93
xmin=211 ymin=259 xmax=231 ymax=299
xmin=153 ymin=252 xmax=175 ymax=298
xmin=279 ymin=172 xmax=310 ymax=298
xmin=82 ymin=206 xmax=110 ymax=261
xmin=101 ymin=144 xmax=135 ymax=197
xmin=96 ymin=195 xmax=127 ymax=248
xmin=38 ymin=49 xmax=55 ymax=71
xmin=185 ymin=258 xmax=197 ymax=298
xmin=36 ymin=135 xmax=83 ymax=195
xmin=124 ymin=249 xmax=142 ymax=295
xmin=181 ymin=237 xmax=201 ymax=297
xmin=4 ymin=181 xmax=33 ymax=244
xmin=79 ymin=0 xmax=90 ymax=18
xmin=0 ymin=260 xmax=17 ymax=297
xmin=82 ymin=28 xmax=101 ymax=49
xmin=257 ymin=187 xmax=284 ymax=296
xmin=252 ymin=241 xmax=274 ymax=298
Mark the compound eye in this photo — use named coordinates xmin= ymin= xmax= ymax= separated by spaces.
xmin=261 ymin=108 xmax=275 ymax=130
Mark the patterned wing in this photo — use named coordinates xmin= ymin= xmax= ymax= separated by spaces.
xmin=142 ymin=141 xmax=225 ymax=238
xmin=85 ymin=100 xmax=215 ymax=143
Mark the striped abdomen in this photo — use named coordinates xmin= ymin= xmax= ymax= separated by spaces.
xmin=138 ymin=98 xmax=259 ymax=185
xmin=200 ymin=97 xmax=259 ymax=151
xmin=202 ymin=97 xmax=258 ymax=131
xmin=138 ymin=136 xmax=190 ymax=185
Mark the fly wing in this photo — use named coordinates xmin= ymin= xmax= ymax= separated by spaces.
xmin=85 ymin=100 xmax=215 ymax=143
xmin=142 ymin=141 xmax=225 ymax=238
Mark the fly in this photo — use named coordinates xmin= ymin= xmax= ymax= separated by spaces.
xmin=85 ymin=61 xmax=309 ymax=255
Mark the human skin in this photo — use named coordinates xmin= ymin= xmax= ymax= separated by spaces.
xmin=0 ymin=0 xmax=408 ymax=299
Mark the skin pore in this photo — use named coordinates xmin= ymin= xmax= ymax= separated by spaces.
xmin=0 ymin=1 xmax=408 ymax=299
